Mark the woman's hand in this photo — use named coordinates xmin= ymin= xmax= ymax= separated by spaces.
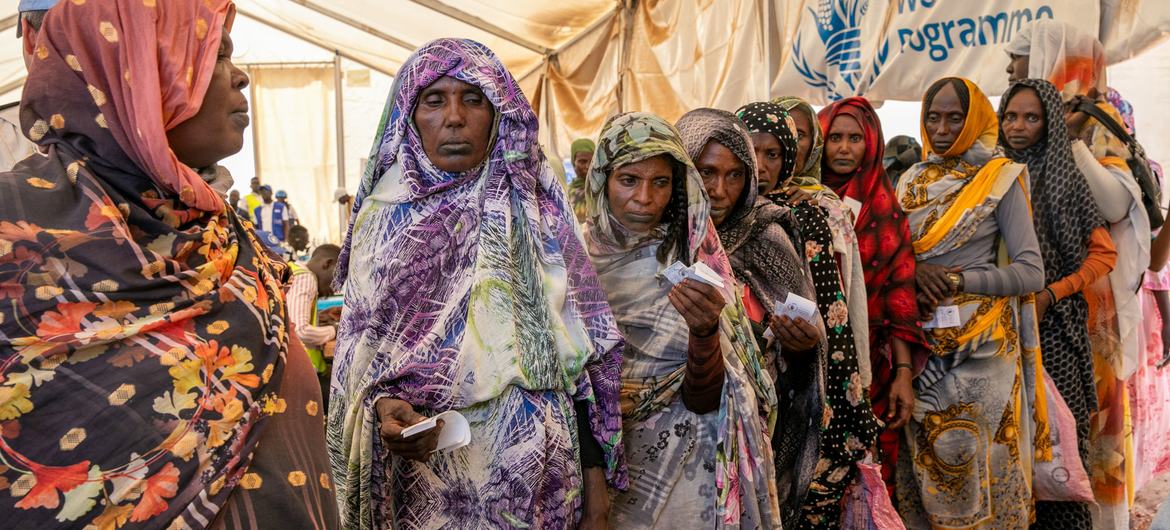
xmin=771 ymin=315 xmax=822 ymax=353
xmin=375 ymin=398 xmax=443 ymax=462
xmin=1035 ymin=289 xmax=1054 ymax=321
xmin=578 ymin=468 xmax=610 ymax=530
xmin=885 ymin=369 xmax=915 ymax=429
xmin=669 ymin=279 xmax=726 ymax=338
xmin=781 ymin=186 xmax=817 ymax=206
xmin=916 ymin=263 xmax=959 ymax=306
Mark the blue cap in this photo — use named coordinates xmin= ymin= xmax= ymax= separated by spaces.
xmin=253 ymin=230 xmax=283 ymax=252
xmin=275 ymin=190 xmax=288 ymax=199
xmin=18 ymin=0 xmax=59 ymax=12
xmin=258 ymin=184 xmax=272 ymax=192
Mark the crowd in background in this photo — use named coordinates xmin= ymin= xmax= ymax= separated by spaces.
xmin=3 ymin=2 xmax=1170 ymax=530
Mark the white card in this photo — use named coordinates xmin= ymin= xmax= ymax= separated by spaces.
xmin=661 ymin=262 xmax=689 ymax=285
xmin=687 ymin=262 xmax=725 ymax=289
xmin=400 ymin=410 xmax=471 ymax=453
xmin=922 ymin=305 xmax=962 ymax=329
xmin=774 ymin=292 xmax=818 ymax=324
xmin=843 ymin=196 xmax=863 ymax=220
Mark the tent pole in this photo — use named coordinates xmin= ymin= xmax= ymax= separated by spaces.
xmin=247 ymin=66 xmax=262 ymax=185
xmin=333 ymin=53 xmax=348 ymax=235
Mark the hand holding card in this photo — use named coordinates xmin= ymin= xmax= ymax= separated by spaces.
xmin=401 ymin=410 xmax=471 ymax=453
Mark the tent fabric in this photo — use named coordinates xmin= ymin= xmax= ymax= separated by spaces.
xmin=3 ymin=0 xmax=1170 ymax=243
xmin=248 ymin=65 xmax=340 ymax=247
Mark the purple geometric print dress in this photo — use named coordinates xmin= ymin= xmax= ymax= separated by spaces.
xmin=326 ymin=39 xmax=627 ymax=530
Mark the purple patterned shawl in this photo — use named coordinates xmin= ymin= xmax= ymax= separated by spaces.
xmin=327 ymin=38 xmax=626 ymax=528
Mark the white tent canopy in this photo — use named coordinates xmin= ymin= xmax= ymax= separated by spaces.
xmin=4 ymin=0 xmax=1170 ymax=244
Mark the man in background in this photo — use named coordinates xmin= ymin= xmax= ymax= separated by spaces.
xmin=254 ymin=184 xmax=291 ymax=241
xmin=286 ymin=244 xmax=342 ymax=409
xmin=275 ymin=189 xmax=300 ymax=226
xmin=240 ymin=177 xmax=263 ymax=222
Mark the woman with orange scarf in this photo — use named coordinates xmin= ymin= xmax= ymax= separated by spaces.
xmin=894 ymin=77 xmax=1047 ymax=529
xmin=0 ymin=1 xmax=337 ymax=527
xmin=816 ymin=97 xmax=927 ymax=495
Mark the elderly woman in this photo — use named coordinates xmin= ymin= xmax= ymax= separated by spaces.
xmin=734 ymin=101 xmax=882 ymax=528
xmin=327 ymin=39 xmax=625 ymax=530
xmin=0 ymin=1 xmax=337 ymax=528
xmin=896 ymin=77 xmax=1047 ymax=529
xmin=583 ymin=112 xmax=780 ymax=528
xmin=676 ymin=108 xmax=832 ymax=528
xmin=998 ymin=78 xmax=1117 ymax=529
xmin=1007 ymin=21 xmax=1150 ymax=529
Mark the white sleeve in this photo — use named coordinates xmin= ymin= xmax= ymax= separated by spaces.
xmin=1073 ymin=139 xmax=1133 ymax=223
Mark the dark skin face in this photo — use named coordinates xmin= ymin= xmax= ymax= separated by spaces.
xmin=573 ymin=151 xmax=593 ymax=180
xmin=229 ymin=190 xmax=240 ymax=205
xmin=1002 ymin=87 xmax=1046 ymax=150
xmin=249 ymin=177 xmax=259 ymax=193
xmin=825 ymin=114 xmax=866 ymax=175
xmin=307 ymin=251 xmax=338 ymax=297
xmin=1006 ymin=53 xmax=1030 ymax=82
xmin=259 ymin=188 xmax=272 ymax=203
xmin=695 ymin=141 xmax=747 ymax=227
xmin=166 ymin=30 xmax=250 ymax=169
xmin=605 ymin=155 xmax=674 ymax=235
xmin=751 ymin=132 xmax=785 ymax=194
xmin=413 ymin=76 xmax=495 ymax=173
xmin=288 ymin=228 xmax=309 ymax=252
xmin=789 ymin=108 xmax=814 ymax=172
xmin=924 ymin=83 xmax=967 ymax=155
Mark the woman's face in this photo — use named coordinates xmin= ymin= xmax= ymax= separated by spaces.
xmin=695 ymin=141 xmax=747 ymax=227
xmin=166 ymin=29 xmax=250 ymax=169
xmin=413 ymin=76 xmax=495 ymax=172
xmin=1001 ymin=87 xmax=1045 ymax=150
xmin=1006 ymin=53 xmax=1030 ymax=82
xmin=606 ymin=154 xmax=675 ymax=234
xmin=825 ymin=114 xmax=866 ymax=175
xmin=924 ymin=83 xmax=967 ymax=154
xmin=573 ymin=150 xmax=593 ymax=180
xmin=751 ymin=132 xmax=784 ymax=194
xmin=789 ymin=108 xmax=814 ymax=172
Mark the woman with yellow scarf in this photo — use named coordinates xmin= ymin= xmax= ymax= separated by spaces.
xmin=894 ymin=77 xmax=1048 ymax=529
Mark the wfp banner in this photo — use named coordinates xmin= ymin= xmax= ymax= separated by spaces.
xmin=773 ymin=0 xmax=1099 ymax=103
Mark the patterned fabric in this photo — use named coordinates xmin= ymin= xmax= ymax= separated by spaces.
xmin=735 ymin=102 xmax=799 ymax=191
xmin=1006 ymin=20 xmax=1106 ymax=101
xmin=328 ymin=38 xmax=626 ymax=530
xmin=1131 ymin=267 xmax=1170 ymax=490
xmin=584 ymin=112 xmax=781 ymax=529
xmin=677 ymin=108 xmax=827 ymax=527
xmin=895 ymin=77 xmax=1048 ymax=530
xmin=772 ymin=96 xmax=824 ymax=189
xmin=998 ymin=80 xmax=1101 ymax=521
xmin=818 ymin=97 xmax=927 ymax=495
xmin=739 ymin=100 xmax=881 ymax=529
xmin=0 ymin=0 xmax=338 ymax=527
xmin=765 ymin=97 xmax=873 ymax=390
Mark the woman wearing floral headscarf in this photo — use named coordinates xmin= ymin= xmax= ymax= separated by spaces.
xmin=583 ymin=111 xmax=781 ymax=529
xmin=328 ymin=39 xmax=626 ymax=530
xmin=896 ymin=76 xmax=1047 ymax=529
xmin=731 ymin=102 xmax=882 ymax=528
xmin=0 ymin=0 xmax=337 ymax=527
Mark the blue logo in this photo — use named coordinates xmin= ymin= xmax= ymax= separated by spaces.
xmin=792 ymin=0 xmax=889 ymax=101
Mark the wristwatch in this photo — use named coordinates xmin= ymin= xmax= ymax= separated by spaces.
xmin=947 ymin=272 xmax=963 ymax=291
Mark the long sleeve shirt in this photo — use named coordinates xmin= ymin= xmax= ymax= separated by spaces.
xmin=286 ymin=271 xmax=336 ymax=347
xmin=925 ymin=180 xmax=1046 ymax=296
xmin=1050 ymin=227 xmax=1118 ymax=301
